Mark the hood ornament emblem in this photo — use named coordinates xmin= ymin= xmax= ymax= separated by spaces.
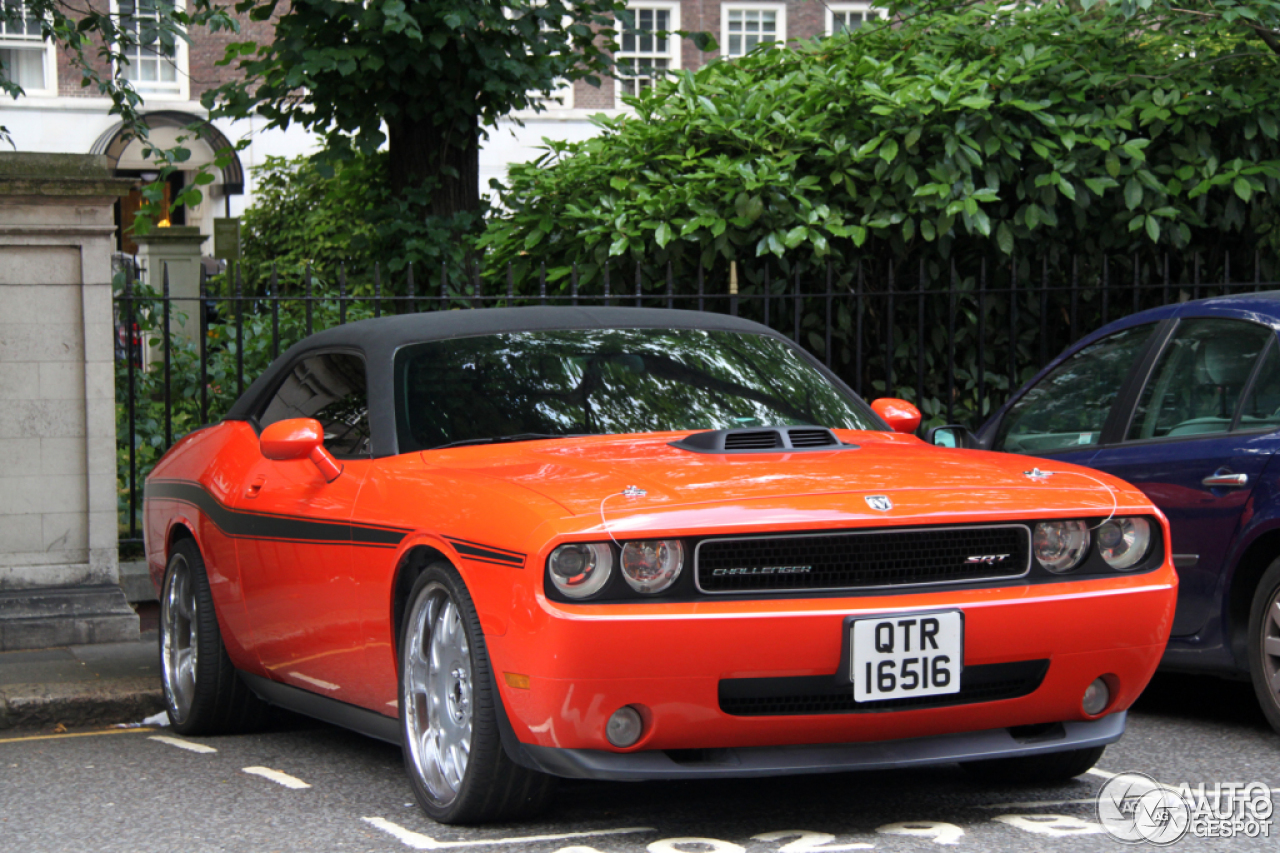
xmin=865 ymin=495 xmax=893 ymax=512
xmin=1024 ymin=468 xmax=1054 ymax=481
xmin=622 ymin=485 xmax=647 ymax=498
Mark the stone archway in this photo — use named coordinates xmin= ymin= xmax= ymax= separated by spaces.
xmin=90 ymin=111 xmax=245 ymax=253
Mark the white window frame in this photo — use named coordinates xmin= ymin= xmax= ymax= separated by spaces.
xmin=0 ymin=2 xmax=58 ymax=97
xmin=615 ymin=1 xmax=680 ymax=109
xmin=826 ymin=2 xmax=886 ymax=36
xmin=721 ymin=3 xmax=786 ymax=60
xmin=112 ymin=0 xmax=189 ymax=100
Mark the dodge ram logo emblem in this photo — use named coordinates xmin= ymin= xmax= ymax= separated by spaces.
xmin=865 ymin=495 xmax=893 ymax=512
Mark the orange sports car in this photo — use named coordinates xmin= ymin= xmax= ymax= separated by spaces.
xmin=144 ymin=307 xmax=1177 ymax=824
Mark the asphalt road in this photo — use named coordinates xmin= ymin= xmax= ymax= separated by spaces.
xmin=2 ymin=672 xmax=1278 ymax=853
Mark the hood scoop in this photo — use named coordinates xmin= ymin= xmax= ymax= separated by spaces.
xmin=671 ymin=427 xmax=857 ymax=454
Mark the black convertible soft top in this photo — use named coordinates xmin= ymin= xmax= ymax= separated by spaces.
xmin=224 ymin=306 xmax=873 ymax=457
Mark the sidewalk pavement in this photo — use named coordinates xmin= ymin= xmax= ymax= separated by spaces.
xmin=0 ymin=629 xmax=163 ymax=732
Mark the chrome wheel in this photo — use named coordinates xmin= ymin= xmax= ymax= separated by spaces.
xmin=161 ymin=553 xmax=199 ymax=722
xmin=1262 ymin=589 xmax=1280 ymax=704
xmin=403 ymin=583 xmax=473 ymax=806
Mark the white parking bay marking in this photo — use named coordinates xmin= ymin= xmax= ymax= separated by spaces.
xmin=148 ymin=735 xmax=217 ymax=754
xmin=361 ymin=818 xmax=653 ymax=850
xmin=243 ymin=766 xmax=311 ymax=789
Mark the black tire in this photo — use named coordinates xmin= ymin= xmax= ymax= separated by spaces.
xmin=1246 ymin=558 xmax=1280 ymax=734
xmin=159 ymin=538 xmax=267 ymax=735
xmin=399 ymin=561 xmax=555 ymax=824
xmin=961 ymin=745 xmax=1106 ymax=785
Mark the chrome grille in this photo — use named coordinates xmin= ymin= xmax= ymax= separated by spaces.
xmin=695 ymin=524 xmax=1031 ymax=593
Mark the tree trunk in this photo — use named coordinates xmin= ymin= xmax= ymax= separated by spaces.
xmin=387 ymin=113 xmax=481 ymax=217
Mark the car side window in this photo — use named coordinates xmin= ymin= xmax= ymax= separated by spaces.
xmin=994 ymin=323 xmax=1156 ymax=455
xmin=1126 ymin=319 xmax=1273 ymax=441
xmin=258 ymin=352 xmax=372 ymax=459
xmin=1235 ymin=341 xmax=1280 ymax=432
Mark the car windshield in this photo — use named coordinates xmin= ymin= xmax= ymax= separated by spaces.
xmin=394 ymin=328 xmax=881 ymax=451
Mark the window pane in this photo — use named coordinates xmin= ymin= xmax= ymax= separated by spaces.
xmin=995 ymin=323 xmax=1157 ymax=455
xmin=260 ymin=353 xmax=371 ymax=460
xmin=1236 ymin=342 xmax=1280 ymax=432
xmin=1127 ymin=319 xmax=1273 ymax=441
xmin=0 ymin=46 xmax=44 ymax=89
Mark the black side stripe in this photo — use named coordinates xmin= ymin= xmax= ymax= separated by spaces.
xmin=443 ymin=536 xmax=525 ymax=567
xmin=146 ymin=479 xmax=411 ymax=548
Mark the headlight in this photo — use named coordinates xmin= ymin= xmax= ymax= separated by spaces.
xmin=620 ymin=540 xmax=684 ymax=593
xmin=1033 ymin=521 xmax=1091 ymax=573
xmin=1096 ymin=517 xmax=1151 ymax=570
xmin=547 ymin=543 xmax=613 ymax=599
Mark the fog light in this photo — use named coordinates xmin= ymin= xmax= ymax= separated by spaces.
xmin=606 ymin=706 xmax=644 ymax=747
xmin=1082 ymin=677 xmax=1111 ymax=715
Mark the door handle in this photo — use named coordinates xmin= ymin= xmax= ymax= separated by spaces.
xmin=244 ymin=475 xmax=266 ymax=498
xmin=1202 ymin=473 xmax=1248 ymax=488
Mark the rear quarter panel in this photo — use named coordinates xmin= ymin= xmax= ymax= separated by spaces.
xmin=144 ymin=421 xmax=262 ymax=674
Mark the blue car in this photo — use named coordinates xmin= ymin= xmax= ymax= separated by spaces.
xmin=956 ymin=292 xmax=1280 ymax=732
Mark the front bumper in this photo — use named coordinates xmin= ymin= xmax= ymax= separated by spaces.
xmin=509 ymin=713 xmax=1126 ymax=781
xmin=491 ymin=570 xmax=1176 ymax=755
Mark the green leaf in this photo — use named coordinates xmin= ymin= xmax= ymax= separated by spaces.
xmin=1234 ymin=176 xmax=1253 ymax=202
xmin=1124 ymin=177 xmax=1143 ymax=210
xmin=880 ymin=139 xmax=900 ymax=163
xmin=997 ymin=221 xmax=1014 ymax=255
xmin=1145 ymin=215 xmax=1160 ymax=242
xmin=655 ymin=221 xmax=673 ymax=248
xmin=784 ymin=226 xmax=808 ymax=249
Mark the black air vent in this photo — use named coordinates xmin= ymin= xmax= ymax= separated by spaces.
xmin=671 ymin=427 xmax=857 ymax=454
xmin=724 ymin=430 xmax=783 ymax=450
xmin=787 ymin=428 xmax=838 ymax=448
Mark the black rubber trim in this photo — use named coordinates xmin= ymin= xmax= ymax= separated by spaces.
xmin=718 ymin=659 xmax=1049 ymax=716
xmin=239 ymin=671 xmax=401 ymax=745
xmin=145 ymin=478 xmax=411 ymax=548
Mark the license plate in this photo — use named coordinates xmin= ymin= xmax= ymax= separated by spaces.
xmin=850 ymin=611 xmax=963 ymax=702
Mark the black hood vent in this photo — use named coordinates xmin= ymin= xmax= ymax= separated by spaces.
xmin=724 ymin=430 xmax=783 ymax=450
xmin=672 ymin=427 xmax=856 ymax=454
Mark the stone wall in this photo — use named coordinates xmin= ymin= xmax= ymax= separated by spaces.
xmin=0 ymin=153 xmax=138 ymax=650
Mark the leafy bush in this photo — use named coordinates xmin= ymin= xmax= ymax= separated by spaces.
xmin=484 ymin=2 xmax=1280 ymax=278
xmin=239 ymin=152 xmax=485 ymax=296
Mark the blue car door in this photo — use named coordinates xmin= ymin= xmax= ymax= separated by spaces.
xmin=1087 ymin=317 xmax=1280 ymax=638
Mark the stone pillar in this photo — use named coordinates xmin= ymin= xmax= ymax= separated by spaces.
xmin=134 ymin=225 xmax=204 ymax=342
xmin=0 ymin=153 xmax=140 ymax=651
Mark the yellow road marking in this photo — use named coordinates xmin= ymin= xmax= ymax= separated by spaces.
xmin=0 ymin=727 xmax=156 ymax=745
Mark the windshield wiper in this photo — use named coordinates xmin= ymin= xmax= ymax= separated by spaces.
xmin=430 ymin=433 xmax=586 ymax=450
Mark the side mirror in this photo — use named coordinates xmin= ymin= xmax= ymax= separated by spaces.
xmin=871 ymin=398 xmax=922 ymax=435
xmin=260 ymin=418 xmax=343 ymax=483
xmin=925 ymin=425 xmax=980 ymax=449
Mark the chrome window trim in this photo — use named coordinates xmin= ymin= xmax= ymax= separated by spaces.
xmin=693 ymin=523 xmax=1033 ymax=595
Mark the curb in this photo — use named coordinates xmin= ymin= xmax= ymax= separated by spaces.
xmin=0 ymin=678 xmax=164 ymax=731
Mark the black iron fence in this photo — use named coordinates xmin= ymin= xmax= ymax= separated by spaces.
xmin=114 ymin=248 xmax=1280 ymax=546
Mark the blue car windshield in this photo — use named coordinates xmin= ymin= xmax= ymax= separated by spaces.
xmin=394 ymin=328 xmax=881 ymax=451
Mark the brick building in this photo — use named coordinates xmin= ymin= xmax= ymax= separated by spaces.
xmin=1 ymin=1 xmax=880 ymax=248
xmin=0 ymin=2 xmax=314 ymax=254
